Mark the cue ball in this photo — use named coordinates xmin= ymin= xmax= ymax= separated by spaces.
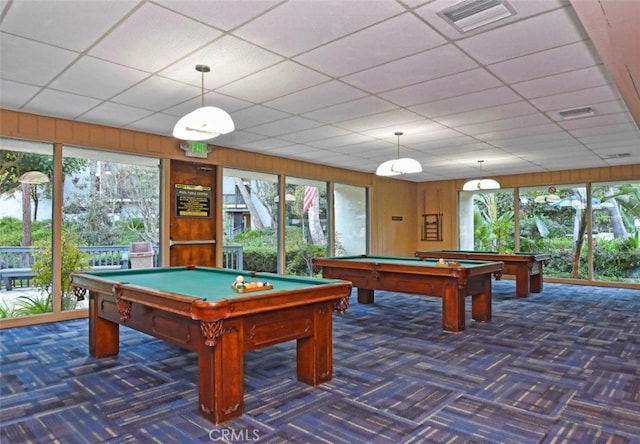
xmin=236 ymin=275 xmax=244 ymax=283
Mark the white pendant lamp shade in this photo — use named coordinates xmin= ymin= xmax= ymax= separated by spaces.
xmin=172 ymin=64 xmax=234 ymax=141
xmin=462 ymin=178 xmax=501 ymax=191
xmin=376 ymin=158 xmax=423 ymax=176
xmin=463 ymin=160 xmax=500 ymax=190
xmin=376 ymin=132 xmax=422 ymax=176
xmin=172 ymin=106 xmax=234 ymax=141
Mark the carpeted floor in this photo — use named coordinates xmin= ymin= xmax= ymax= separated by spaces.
xmin=1 ymin=281 xmax=639 ymax=443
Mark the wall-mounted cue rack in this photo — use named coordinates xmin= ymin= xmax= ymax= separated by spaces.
xmin=422 ymin=213 xmax=443 ymax=241
xmin=421 ymin=188 xmax=443 ymax=241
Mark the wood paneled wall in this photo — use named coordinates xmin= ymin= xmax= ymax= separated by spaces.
xmin=2 ymin=110 xmax=639 ymax=257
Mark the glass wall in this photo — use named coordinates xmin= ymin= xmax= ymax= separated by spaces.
xmin=222 ymin=168 xmax=280 ymax=273
xmin=460 ymin=181 xmax=640 ymax=285
xmin=0 ymin=138 xmax=54 ymax=318
xmin=519 ymin=184 xmax=589 ymax=280
xmin=334 ymin=183 xmax=367 ymax=256
xmin=459 ymin=188 xmax=514 ymax=252
xmin=591 ymin=181 xmax=640 ymax=283
xmin=284 ymin=177 xmax=328 ymax=276
xmin=62 ymin=146 xmax=160 ymax=311
xmin=222 ymin=169 xmax=368 ymax=275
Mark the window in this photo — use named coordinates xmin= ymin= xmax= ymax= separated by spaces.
xmin=334 ymin=183 xmax=367 ymax=256
xmin=222 ymin=169 xmax=279 ymax=272
xmin=61 ymin=146 xmax=160 ymax=310
xmin=459 ymin=188 xmax=514 ymax=252
xmin=0 ymin=138 xmax=54 ymax=318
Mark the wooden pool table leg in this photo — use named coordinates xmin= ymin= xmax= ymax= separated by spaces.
xmin=357 ymin=288 xmax=374 ymax=304
xmin=515 ymin=267 xmax=531 ymax=297
xmin=89 ymin=292 xmax=119 ymax=357
xmin=441 ymin=285 xmax=465 ymax=333
xmin=297 ymin=301 xmax=334 ymax=386
xmin=471 ymin=277 xmax=492 ymax=323
xmin=530 ymin=268 xmax=543 ymax=293
xmin=198 ymin=318 xmax=244 ymax=424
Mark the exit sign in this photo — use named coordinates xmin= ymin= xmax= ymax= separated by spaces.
xmin=181 ymin=141 xmax=210 ymax=158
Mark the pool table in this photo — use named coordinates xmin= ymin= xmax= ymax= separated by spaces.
xmin=70 ymin=266 xmax=351 ymax=424
xmin=312 ymin=255 xmax=502 ymax=333
xmin=414 ymin=250 xmax=551 ymax=297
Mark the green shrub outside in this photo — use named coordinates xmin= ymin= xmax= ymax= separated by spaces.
xmin=0 ymin=217 xmax=52 ymax=246
xmin=230 ymin=226 xmax=327 ymax=276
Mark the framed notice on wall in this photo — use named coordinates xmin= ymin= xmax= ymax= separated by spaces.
xmin=175 ymin=184 xmax=212 ymax=217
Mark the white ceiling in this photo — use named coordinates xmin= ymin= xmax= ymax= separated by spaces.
xmin=1 ymin=0 xmax=638 ymax=183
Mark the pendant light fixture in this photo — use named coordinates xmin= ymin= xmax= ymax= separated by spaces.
xmin=375 ymin=132 xmax=423 ymax=176
xmin=172 ymin=64 xmax=235 ymax=141
xmin=463 ymin=160 xmax=500 ymax=190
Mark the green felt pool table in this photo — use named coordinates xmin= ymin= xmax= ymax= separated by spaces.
xmin=70 ymin=266 xmax=352 ymax=424
xmin=312 ymin=255 xmax=503 ymax=333
xmin=415 ymin=250 xmax=551 ymax=297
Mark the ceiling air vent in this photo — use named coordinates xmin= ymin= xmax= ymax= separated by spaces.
xmin=438 ymin=0 xmax=515 ymax=33
xmin=602 ymin=153 xmax=631 ymax=159
xmin=558 ymin=106 xmax=595 ymax=120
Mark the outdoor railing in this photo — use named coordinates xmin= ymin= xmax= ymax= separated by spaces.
xmin=0 ymin=245 xmax=243 ymax=290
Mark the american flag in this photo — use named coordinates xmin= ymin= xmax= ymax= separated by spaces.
xmin=303 ymin=186 xmax=317 ymax=212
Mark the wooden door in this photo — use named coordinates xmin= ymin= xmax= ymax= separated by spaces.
xmin=169 ymin=160 xmax=217 ymax=266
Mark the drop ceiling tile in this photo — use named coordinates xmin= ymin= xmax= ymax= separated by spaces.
xmin=294 ymin=13 xmax=446 ymax=77
xmin=586 ymin=139 xmax=640 ymax=152
xmin=456 ymin=7 xmax=588 ymax=65
xmin=79 ymin=102 xmax=154 ymax=127
xmin=0 ymin=79 xmax=40 ymax=109
xmin=360 ymin=120 xmax=447 ymax=141
xmin=343 ymin=45 xmax=478 ymax=93
xmin=22 ymin=89 xmax=101 ymax=120
xmin=303 ymin=96 xmax=397 ymax=124
xmin=238 ymin=137 xmax=295 ymax=152
xmin=487 ymin=41 xmax=600 ymax=84
xmin=0 ymin=0 xmax=137 ymax=52
xmin=89 ymin=3 xmax=222 ymax=72
xmin=159 ymin=36 xmax=284 ymax=89
xmin=233 ymin=0 xmax=404 ymax=57
xmin=513 ymin=65 xmax=611 ymax=99
xmin=576 ymin=126 xmax=640 ymax=143
xmin=492 ymin=131 xmax=576 ymax=149
xmin=434 ymin=101 xmax=538 ymax=127
xmin=248 ymin=116 xmax=322 ymax=137
xmin=305 ymin=133 xmax=376 ymax=150
xmin=413 ymin=132 xmax=472 ymax=148
xmin=410 ymin=87 xmax=521 ymax=118
xmin=231 ymin=105 xmax=291 ymax=129
xmin=50 ymin=57 xmax=149 ymax=100
xmin=214 ymin=131 xmax=266 ymax=148
xmin=558 ymin=113 xmax=632 ymax=131
xmin=477 ymin=123 xmax=565 ymax=143
xmin=457 ymin=113 xmax=552 ymax=136
xmin=264 ymin=81 xmax=368 ymax=114
xmin=505 ymin=140 xmax=585 ymax=155
xmin=567 ymin=122 xmax=639 ymax=138
xmin=111 ymin=76 xmax=199 ymax=111
xmin=125 ymin=112 xmax=178 ymax=136
xmin=530 ymin=84 xmax=620 ymax=112
xmin=380 ymin=68 xmax=502 ymax=107
xmin=165 ymin=92 xmax=253 ymax=118
xmin=217 ymin=61 xmax=330 ymax=103
xmin=279 ymin=126 xmax=350 ymax=144
xmin=0 ymin=34 xmax=78 ymax=85
xmin=335 ymin=109 xmax=424 ymax=133
xmin=155 ymin=0 xmax=281 ymax=31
